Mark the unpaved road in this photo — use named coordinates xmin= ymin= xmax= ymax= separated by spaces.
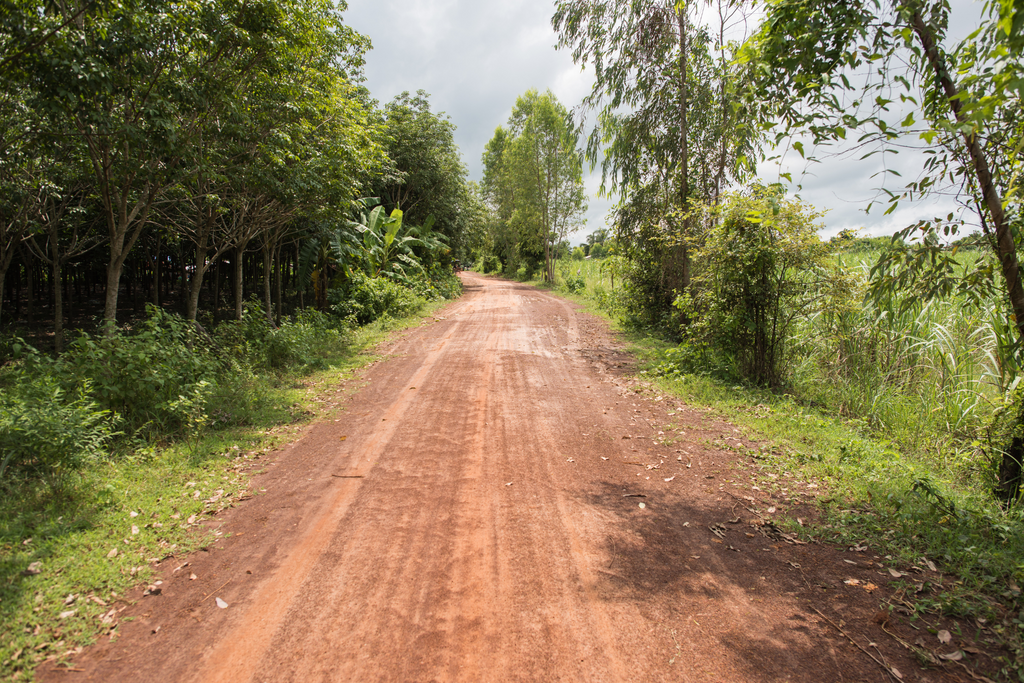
xmin=43 ymin=273 xmax=973 ymax=682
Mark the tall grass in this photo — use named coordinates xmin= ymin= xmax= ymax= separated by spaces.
xmin=791 ymin=249 xmax=1011 ymax=474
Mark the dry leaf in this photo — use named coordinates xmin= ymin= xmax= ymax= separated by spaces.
xmin=664 ymin=476 xmax=675 ymax=482
xmin=131 ymin=525 xmax=139 ymax=535
xmin=59 ymin=610 xmax=75 ymax=619
xmin=107 ymin=549 xmax=118 ymax=559
xmin=888 ymin=568 xmax=903 ymax=578
xmin=890 ymin=666 xmax=903 ymax=680
xmin=864 ymin=583 xmax=878 ymax=591
xmin=937 ymin=630 xmax=952 ymax=644
xmin=187 ymin=514 xmax=197 ymax=525
xmin=766 ymin=506 xmax=776 ymax=514
xmin=844 ymin=578 xmax=861 ymax=586
xmin=938 ymin=651 xmax=963 ymax=662
xmin=215 ymin=598 xmax=228 ymax=609
xmin=190 ymin=573 xmax=197 ymax=581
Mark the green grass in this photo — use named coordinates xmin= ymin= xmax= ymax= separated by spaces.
xmin=0 ymin=300 xmax=450 ymax=681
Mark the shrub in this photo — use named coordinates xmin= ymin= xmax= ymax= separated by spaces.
xmin=43 ymin=306 xmax=220 ymax=437
xmin=331 ymin=274 xmax=425 ymax=325
xmin=0 ymin=378 xmax=116 ymax=497
xmin=679 ymin=185 xmax=834 ymax=387
xmin=215 ymin=301 xmax=349 ymax=372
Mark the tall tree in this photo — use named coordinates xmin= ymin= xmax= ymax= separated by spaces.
xmin=739 ymin=0 xmax=1023 ymax=338
xmin=482 ymin=90 xmax=587 ymax=282
xmin=553 ymin=0 xmax=761 ymax=311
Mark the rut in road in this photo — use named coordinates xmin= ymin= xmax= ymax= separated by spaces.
xmin=46 ymin=273 xmax=955 ymax=683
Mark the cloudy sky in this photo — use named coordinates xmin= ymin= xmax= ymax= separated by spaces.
xmin=343 ymin=0 xmax=985 ymax=242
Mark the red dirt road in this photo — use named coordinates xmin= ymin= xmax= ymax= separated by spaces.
xmin=43 ymin=273 xmax=973 ymax=682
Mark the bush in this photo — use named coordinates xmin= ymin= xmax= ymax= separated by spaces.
xmin=679 ymin=185 xmax=834 ymax=387
xmin=45 ymin=306 xmax=220 ymax=437
xmin=215 ymin=301 xmax=350 ymax=372
xmin=0 ymin=378 xmax=116 ymax=497
xmin=331 ymin=274 xmax=425 ymax=325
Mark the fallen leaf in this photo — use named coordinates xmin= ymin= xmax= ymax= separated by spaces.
xmin=890 ymin=666 xmax=903 ymax=679
xmin=923 ymin=557 xmax=938 ymax=572
xmin=937 ymin=630 xmax=952 ymax=644
xmin=339 ymin=436 xmax=347 ymax=441
xmin=864 ymin=583 xmax=878 ymax=591
xmin=190 ymin=573 xmax=197 ymax=581
xmin=505 ymin=482 xmax=513 ymax=486
xmin=187 ymin=514 xmax=198 ymax=525
xmin=22 ymin=561 xmax=42 ymax=576
xmin=129 ymin=511 xmax=139 ymax=518
xmin=844 ymin=559 xmax=858 ymax=565
xmin=215 ymin=598 xmax=228 ymax=609
xmin=107 ymin=549 xmax=118 ymax=559
xmin=888 ymin=568 xmax=903 ymax=578
xmin=938 ymin=651 xmax=963 ymax=662
xmin=89 ymin=596 xmax=107 ymax=606
xmin=766 ymin=506 xmax=776 ymax=514
xmin=131 ymin=525 xmax=139 ymax=535
xmin=64 ymin=594 xmax=76 ymax=605
xmin=664 ymin=476 xmax=675 ymax=482
xmin=601 ymin=457 xmax=608 ymax=460
xmin=59 ymin=610 xmax=76 ymax=619
xmin=844 ymin=579 xmax=861 ymax=586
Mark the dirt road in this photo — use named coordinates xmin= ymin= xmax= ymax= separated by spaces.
xmin=44 ymin=273 xmax=967 ymax=682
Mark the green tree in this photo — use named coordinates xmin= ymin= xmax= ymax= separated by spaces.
xmin=739 ymin=0 xmax=1024 ymax=341
xmin=553 ymin=0 xmax=762 ymax=312
xmin=371 ymin=91 xmax=470 ymax=259
xmin=680 ymin=185 xmax=833 ymax=386
xmin=482 ymin=90 xmax=587 ymax=282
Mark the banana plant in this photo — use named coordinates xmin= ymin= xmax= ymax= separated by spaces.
xmin=344 ymin=198 xmax=446 ymax=282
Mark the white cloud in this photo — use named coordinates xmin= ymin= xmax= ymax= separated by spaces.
xmin=343 ymin=0 xmax=988 ymax=240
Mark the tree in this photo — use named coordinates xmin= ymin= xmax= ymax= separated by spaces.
xmin=482 ymin=90 xmax=587 ymax=282
xmin=553 ymin=0 xmax=762 ymax=312
xmin=739 ymin=0 xmax=1024 ymax=493
xmin=739 ymin=0 xmax=1023 ymax=340
xmin=371 ymin=91 xmax=469 ymax=259
xmin=680 ymin=185 xmax=832 ymax=386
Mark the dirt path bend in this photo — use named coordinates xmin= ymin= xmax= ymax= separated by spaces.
xmin=45 ymin=273 xmax=964 ymax=682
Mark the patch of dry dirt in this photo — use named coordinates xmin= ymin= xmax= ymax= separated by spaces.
xmin=39 ymin=273 xmax=994 ymax=682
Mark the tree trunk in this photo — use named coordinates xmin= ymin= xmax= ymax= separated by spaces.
xmin=909 ymin=9 xmax=1024 ymax=499
xmin=50 ymin=238 xmax=64 ymax=354
xmin=274 ymin=243 xmax=283 ymax=324
xmin=677 ymin=6 xmax=691 ymax=292
xmin=262 ymin=242 xmax=273 ymax=321
xmin=909 ymin=10 xmax=1024 ymax=339
xmin=233 ymin=241 xmax=248 ymax=320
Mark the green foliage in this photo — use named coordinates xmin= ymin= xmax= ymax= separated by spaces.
xmin=215 ymin=300 xmax=350 ymax=372
xmin=36 ymin=306 xmax=220 ymax=438
xmin=678 ymin=186 xmax=834 ymax=386
xmin=481 ymin=89 xmax=587 ymax=283
xmin=331 ymin=274 xmax=425 ymax=326
xmin=0 ymin=379 xmax=116 ymax=497
xmin=558 ymin=264 xmax=586 ymax=294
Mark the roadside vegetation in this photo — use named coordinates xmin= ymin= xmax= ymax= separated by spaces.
xmin=0 ymin=0 xmax=475 ymax=678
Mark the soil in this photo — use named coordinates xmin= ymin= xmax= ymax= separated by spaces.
xmin=38 ymin=273 xmax=998 ymax=682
